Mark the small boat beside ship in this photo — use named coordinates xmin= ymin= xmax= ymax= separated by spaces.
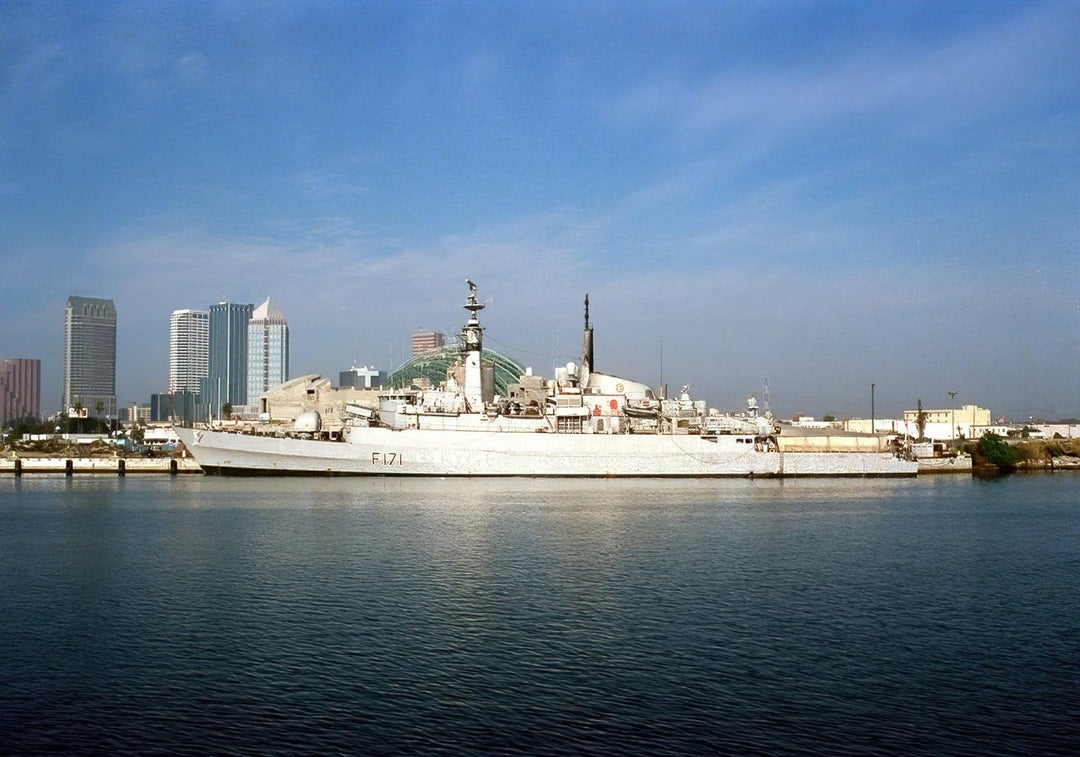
xmin=174 ymin=281 xmax=916 ymax=477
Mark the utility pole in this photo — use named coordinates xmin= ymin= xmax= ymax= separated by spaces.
xmin=871 ymin=383 xmax=875 ymax=437
xmin=948 ymin=390 xmax=958 ymax=441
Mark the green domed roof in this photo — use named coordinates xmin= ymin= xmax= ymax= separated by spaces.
xmin=387 ymin=345 xmax=526 ymax=395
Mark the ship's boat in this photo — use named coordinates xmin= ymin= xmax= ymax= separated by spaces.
xmin=174 ymin=281 xmax=917 ymax=477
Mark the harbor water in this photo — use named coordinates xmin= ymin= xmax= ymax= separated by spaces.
xmin=2 ymin=474 xmax=1077 ymax=755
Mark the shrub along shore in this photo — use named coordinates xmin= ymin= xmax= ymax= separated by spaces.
xmin=966 ymin=434 xmax=1080 ymax=473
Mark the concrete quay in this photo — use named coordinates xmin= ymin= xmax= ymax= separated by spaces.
xmin=1 ymin=457 xmax=203 ymax=476
xmin=917 ymin=456 xmax=974 ymax=474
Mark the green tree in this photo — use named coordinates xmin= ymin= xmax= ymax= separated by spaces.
xmin=94 ymin=401 xmax=108 ymax=435
xmin=119 ymin=425 xmax=145 ymax=453
xmin=977 ymin=432 xmax=1020 ymax=471
xmin=7 ymin=416 xmax=49 ymax=439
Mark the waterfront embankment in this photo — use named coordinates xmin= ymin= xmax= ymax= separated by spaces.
xmin=0 ymin=456 xmax=202 ymax=475
xmin=918 ymin=439 xmax=1080 ymax=475
xmin=968 ymin=437 xmax=1080 ymax=474
xmin=916 ymin=456 xmax=974 ymax=474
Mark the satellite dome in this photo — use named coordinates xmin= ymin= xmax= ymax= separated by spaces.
xmin=294 ymin=411 xmax=322 ymax=433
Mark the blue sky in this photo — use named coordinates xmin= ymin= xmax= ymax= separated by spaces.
xmin=2 ymin=0 xmax=1077 ymax=420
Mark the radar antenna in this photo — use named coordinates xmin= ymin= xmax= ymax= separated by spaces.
xmin=460 ymin=279 xmax=485 ymax=352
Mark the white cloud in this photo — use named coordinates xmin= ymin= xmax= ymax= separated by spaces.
xmin=176 ymin=52 xmax=209 ymax=86
xmin=1 ymin=41 xmax=72 ymax=98
xmin=6 ymin=192 xmax=1076 ymax=419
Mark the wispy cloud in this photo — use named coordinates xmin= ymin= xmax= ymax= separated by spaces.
xmin=611 ymin=3 xmax=1077 ymax=141
xmin=294 ymin=169 xmax=370 ymax=200
xmin=0 ymin=40 xmax=72 ymax=98
xmin=175 ymin=52 xmax=209 ymax=87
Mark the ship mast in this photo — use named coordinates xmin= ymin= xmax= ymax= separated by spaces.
xmin=460 ymin=280 xmax=485 ymax=411
xmin=581 ymin=293 xmax=593 ymax=388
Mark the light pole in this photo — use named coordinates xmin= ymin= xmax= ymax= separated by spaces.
xmin=948 ymin=390 xmax=958 ymax=441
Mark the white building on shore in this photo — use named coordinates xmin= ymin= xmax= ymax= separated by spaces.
xmin=902 ymin=404 xmax=990 ymax=440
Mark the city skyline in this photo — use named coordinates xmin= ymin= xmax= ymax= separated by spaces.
xmin=1 ymin=2 xmax=1076 ymax=420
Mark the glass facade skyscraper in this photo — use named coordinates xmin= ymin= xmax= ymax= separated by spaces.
xmin=247 ymin=298 xmax=289 ymax=404
xmin=63 ymin=296 xmax=117 ymax=419
xmin=206 ymin=301 xmax=253 ymax=414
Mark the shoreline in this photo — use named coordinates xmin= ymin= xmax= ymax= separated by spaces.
xmin=3 ymin=455 xmax=1076 ymax=477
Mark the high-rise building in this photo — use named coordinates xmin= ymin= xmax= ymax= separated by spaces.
xmin=124 ymin=403 xmax=151 ymax=425
xmin=1 ymin=358 xmax=41 ymax=426
xmin=247 ymin=298 xmax=289 ymax=403
xmin=159 ymin=391 xmax=202 ymax=424
xmin=206 ymin=301 xmax=253 ymax=413
xmin=63 ymin=296 xmax=117 ymax=419
xmin=150 ymin=394 xmax=174 ymax=423
xmin=411 ymin=329 xmax=445 ymax=355
xmin=339 ymin=365 xmax=385 ymax=389
xmin=169 ymin=309 xmax=209 ymax=394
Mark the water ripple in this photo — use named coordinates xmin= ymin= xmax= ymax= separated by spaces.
xmin=1 ymin=474 xmax=1078 ymax=755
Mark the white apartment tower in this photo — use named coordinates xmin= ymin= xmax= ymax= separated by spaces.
xmin=247 ymin=298 xmax=289 ymax=403
xmin=169 ymin=309 xmax=209 ymax=394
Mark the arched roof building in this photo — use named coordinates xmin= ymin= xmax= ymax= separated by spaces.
xmin=387 ymin=346 xmax=526 ymax=396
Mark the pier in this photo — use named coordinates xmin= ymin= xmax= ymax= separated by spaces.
xmin=1 ymin=457 xmax=203 ymax=476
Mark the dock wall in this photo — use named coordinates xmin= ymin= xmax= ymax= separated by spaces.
xmin=1 ymin=457 xmax=203 ymax=475
xmin=917 ymin=456 xmax=974 ymax=474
